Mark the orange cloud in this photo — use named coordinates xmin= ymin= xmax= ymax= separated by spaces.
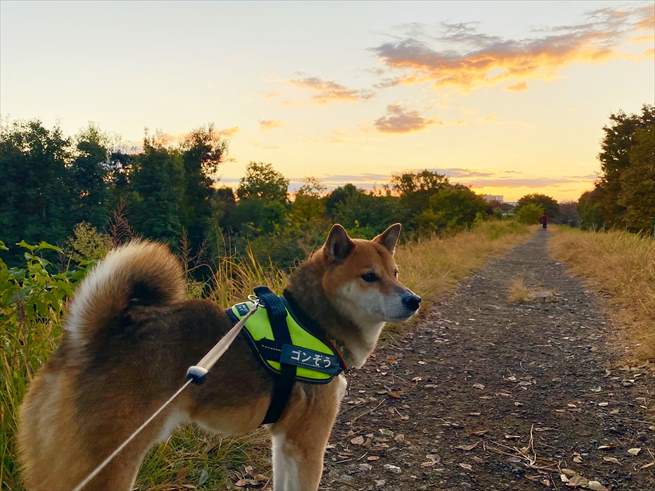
xmin=372 ymin=6 xmax=653 ymax=91
xmin=506 ymin=81 xmax=528 ymax=92
xmin=290 ymin=76 xmax=374 ymax=103
xmin=374 ymin=104 xmax=436 ymax=133
xmin=259 ymin=119 xmax=282 ymax=130
xmin=217 ymin=126 xmax=239 ymax=138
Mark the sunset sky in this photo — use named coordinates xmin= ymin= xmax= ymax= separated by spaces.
xmin=1 ymin=1 xmax=653 ymax=201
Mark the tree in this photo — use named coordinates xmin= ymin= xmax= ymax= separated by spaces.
xmin=429 ymin=185 xmax=489 ymax=230
xmin=391 ymin=170 xmax=449 ymax=196
xmin=578 ymin=188 xmax=605 ymax=230
xmin=558 ymin=202 xmax=580 ymax=227
xmin=0 ymin=120 xmax=75 ymax=262
xmin=291 ymin=178 xmax=327 ymax=225
xmin=71 ymin=125 xmax=111 ymax=229
xmin=618 ymin=125 xmax=655 ymax=232
xmin=391 ymin=170 xmax=450 ymax=228
xmin=237 ymin=162 xmax=289 ymax=203
xmin=516 ymin=194 xmax=559 ymax=220
xmin=179 ymin=126 xmax=227 ymax=254
xmin=326 ymin=183 xmax=361 ymax=218
xmin=516 ymin=203 xmax=544 ymax=224
xmin=597 ymin=105 xmax=655 ymax=226
xmin=129 ymin=139 xmax=184 ymax=245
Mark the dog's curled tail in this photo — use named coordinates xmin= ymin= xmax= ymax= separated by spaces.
xmin=65 ymin=240 xmax=185 ymax=344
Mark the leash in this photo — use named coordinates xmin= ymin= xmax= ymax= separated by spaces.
xmin=71 ymin=297 xmax=261 ymax=491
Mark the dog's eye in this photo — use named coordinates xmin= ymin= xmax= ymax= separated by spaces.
xmin=361 ymin=272 xmax=379 ymax=283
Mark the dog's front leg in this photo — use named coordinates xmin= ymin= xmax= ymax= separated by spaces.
xmin=270 ymin=376 xmax=347 ymax=490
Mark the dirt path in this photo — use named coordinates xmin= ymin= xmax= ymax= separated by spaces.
xmin=321 ymin=231 xmax=655 ymax=490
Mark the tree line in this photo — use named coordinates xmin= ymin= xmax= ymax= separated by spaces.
xmin=0 ymin=121 xmax=505 ymax=270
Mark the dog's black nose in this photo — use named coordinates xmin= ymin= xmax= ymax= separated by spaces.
xmin=402 ymin=293 xmax=422 ymax=311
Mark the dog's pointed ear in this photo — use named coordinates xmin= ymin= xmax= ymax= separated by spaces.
xmin=373 ymin=223 xmax=401 ymax=255
xmin=324 ymin=224 xmax=354 ymax=262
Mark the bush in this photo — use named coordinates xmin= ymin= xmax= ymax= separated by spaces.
xmin=515 ymin=203 xmax=544 ymax=224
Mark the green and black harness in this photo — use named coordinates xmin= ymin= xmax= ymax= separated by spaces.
xmin=226 ymin=286 xmax=347 ymax=424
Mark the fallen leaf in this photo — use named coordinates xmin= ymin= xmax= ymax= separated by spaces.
xmin=628 ymin=447 xmax=641 ymax=456
xmin=455 ymin=442 xmax=479 ymax=451
xmin=472 ymin=383 xmax=485 ymax=390
xmin=350 ymin=435 xmax=364 ymax=445
xmin=386 ymin=390 xmax=402 ymax=399
xmin=602 ymin=456 xmax=620 ymax=464
xmin=587 ymin=481 xmax=608 ymax=491
xmin=367 ymin=455 xmax=380 ymax=461
xmin=598 ymin=402 xmax=609 ymax=407
xmin=459 ymin=463 xmax=473 ymax=471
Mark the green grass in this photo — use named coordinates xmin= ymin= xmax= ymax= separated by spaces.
xmin=1 ymin=221 xmax=531 ymax=490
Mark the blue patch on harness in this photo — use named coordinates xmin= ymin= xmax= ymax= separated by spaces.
xmin=235 ymin=302 xmax=251 ymax=316
xmin=280 ymin=344 xmax=341 ymax=375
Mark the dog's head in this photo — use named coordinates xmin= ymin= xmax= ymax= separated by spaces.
xmin=319 ymin=223 xmax=421 ymax=327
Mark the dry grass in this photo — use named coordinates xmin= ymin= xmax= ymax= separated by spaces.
xmin=549 ymin=228 xmax=655 ymax=362
xmin=506 ymin=276 xmax=557 ymax=304
xmin=507 ymin=276 xmax=532 ymax=303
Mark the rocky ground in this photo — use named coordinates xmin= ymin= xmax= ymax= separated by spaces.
xmin=321 ymin=231 xmax=655 ymax=490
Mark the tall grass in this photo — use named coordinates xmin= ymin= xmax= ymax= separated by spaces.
xmin=550 ymin=228 xmax=655 ymax=362
xmin=1 ymin=221 xmax=531 ymax=490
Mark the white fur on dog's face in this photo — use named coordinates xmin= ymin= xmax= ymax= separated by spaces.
xmin=334 ymin=276 xmax=417 ymax=326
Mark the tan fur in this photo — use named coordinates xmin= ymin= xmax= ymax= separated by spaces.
xmin=18 ymin=225 xmax=418 ymax=490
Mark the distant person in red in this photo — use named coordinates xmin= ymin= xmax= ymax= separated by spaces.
xmin=539 ymin=213 xmax=548 ymax=229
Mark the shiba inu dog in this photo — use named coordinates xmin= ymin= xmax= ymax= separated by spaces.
xmin=18 ymin=223 xmax=421 ymax=491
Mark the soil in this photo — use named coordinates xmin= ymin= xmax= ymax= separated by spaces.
xmin=321 ymin=231 xmax=655 ymax=491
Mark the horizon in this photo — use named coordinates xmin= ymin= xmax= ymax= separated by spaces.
xmin=2 ymin=0 xmax=653 ymax=201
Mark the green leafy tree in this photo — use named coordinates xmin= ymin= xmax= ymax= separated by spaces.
xmin=179 ymin=126 xmax=227 ymax=254
xmin=618 ymin=125 xmax=655 ymax=232
xmin=578 ymin=188 xmax=605 ymax=230
xmin=291 ymin=177 xmax=327 ymax=225
xmin=71 ymin=125 xmax=111 ymax=228
xmin=129 ymin=139 xmax=184 ymax=245
xmin=429 ymin=185 xmax=489 ymax=231
xmin=597 ymin=105 xmax=655 ymax=226
xmin=391 ymin=170 xmax=450 ymax=222
xmin=0 ymin=121 xmax=75 ymax=263
xmin=516 ymin=194 xmax=559 ymax=220
xmin=326 ymin=183 xmax=362 ymax=218
xmin=237 ymin=162 xmax=289 ymax=204
xmin=516 ymin=203 xmax=544 ymax=224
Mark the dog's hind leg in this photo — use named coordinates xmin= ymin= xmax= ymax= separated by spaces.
xmin=270 ymin=375 xmax=347 ymax=491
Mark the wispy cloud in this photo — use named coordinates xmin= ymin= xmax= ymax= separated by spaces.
xmin=290 ymin=76 xmax=374 ymax=103
xmin=259 ymin=119 xmax=282 ymax=130
xmin=217 ymin=126 xmax=240 ymax=138
xmin=371 ymin=6 xmax=653 ymax=91
xmin=374 ymin=104 xmax=436 ymax=133
xmin=506 ymin=81 xmax=528 ymax=92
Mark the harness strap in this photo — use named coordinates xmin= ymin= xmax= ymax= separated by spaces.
xmin=254 ymin=286 xmax=297 ymax=424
